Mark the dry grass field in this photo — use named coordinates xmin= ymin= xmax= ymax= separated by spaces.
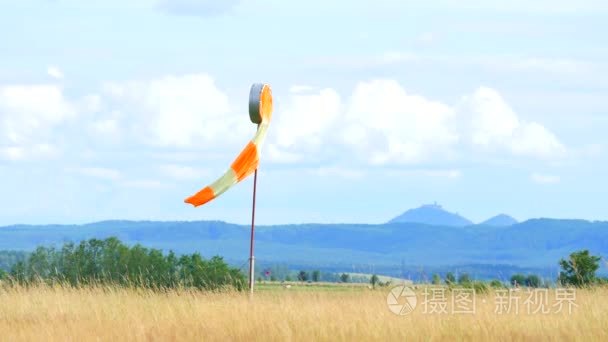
xmin=0 ymin=283 xmax=607 ymax=341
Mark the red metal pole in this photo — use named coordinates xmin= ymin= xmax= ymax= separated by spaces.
xmin=248 ymin=169 xmax=258 ymax=295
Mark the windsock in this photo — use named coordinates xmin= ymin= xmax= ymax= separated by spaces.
xmin=185 ymin=83 xmax=273 ymax=207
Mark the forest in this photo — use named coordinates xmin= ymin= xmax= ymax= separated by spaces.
xmin=2 ymin=237 xmax=244 ymax=290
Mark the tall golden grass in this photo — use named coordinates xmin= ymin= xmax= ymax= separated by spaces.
xmin=0 ymin=284 xmax=606 ymax=341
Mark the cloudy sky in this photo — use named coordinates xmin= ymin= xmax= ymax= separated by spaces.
xmin=0 ymin=0 xmax=606 ymax=225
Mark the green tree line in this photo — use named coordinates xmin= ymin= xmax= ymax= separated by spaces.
xmin=5 ymin=237 xmax=245 ymax=290
xmin=0 ymin=251 xmax=28 ymax=271
xmin=430 ymin=249 xmax=607 ymax=289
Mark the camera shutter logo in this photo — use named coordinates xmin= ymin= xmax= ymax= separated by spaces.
xmin=387 ymin=285 xmax=417 ymax=315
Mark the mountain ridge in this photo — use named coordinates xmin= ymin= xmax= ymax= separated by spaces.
xmin=388 ymin=203 xmax=473 ymax=227
xmin=480 ymin=214 xmax=518 ymax=227
xmin=2 ymin=206 xmax=607 ymax=279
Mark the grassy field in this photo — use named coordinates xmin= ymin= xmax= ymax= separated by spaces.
xmin=0 ymin=283 xmax=607 ymax=341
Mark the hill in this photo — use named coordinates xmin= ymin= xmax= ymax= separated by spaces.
xmin=480 ymin=214 xmax=518 ymax=226
xmin=1 ymin=218 xmax=607 ymax=279
xmin=388 ymin=203 xmax=473 ymax=227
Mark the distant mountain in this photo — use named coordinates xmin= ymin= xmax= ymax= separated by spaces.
xmin=388 ymin=204 xmax=473 ymax=227
xmin=481 ymin=214 xmax=518 ymax=227
xmin=1 ymin=218 xmax=607 ymax=280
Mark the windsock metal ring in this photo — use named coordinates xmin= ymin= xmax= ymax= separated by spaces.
xmin=249 ymin=83 xmax=273 ymax=124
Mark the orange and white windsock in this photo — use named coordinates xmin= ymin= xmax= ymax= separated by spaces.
xmin=184 ymin=83 xmax=273 ymax=207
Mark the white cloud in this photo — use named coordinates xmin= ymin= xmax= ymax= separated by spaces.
xmin=269 ymin=81 xmax=564 ymax=166
xmin=47 ymin=66 xmax=64 ymax=80
xmin=0 ymin=71 xmax=564 ymax=170
xmin=465 ymin=87 xmax=520 ymax=147
xmin=271 ymin=80 xmax=458 ymax=165
xmin=510 ymin=122 xmax=564 ymax=158
xmin=273 ymin=87 xmax=342 ymax=150
xmin=460 ymin=87 xmax=565 ymax=158
xmin=531 ymin=173 xmax=561 ymax=184
xmin=343 ymin=79 xmax=458 ymax=164
xmin=102 ymin=74 xmax=247 ymax=148
xmin=0 ymin=84 xmax=74 ymax=160
xmin=265 ymin=144 xmax=303 ymax=163
xmin=0 ymin=85 xmax=74 ymax=137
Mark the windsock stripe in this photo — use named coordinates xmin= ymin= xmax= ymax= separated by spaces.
xmin=184 ymin=168 xmax=239 ymax=207
xmin=184 ymin=186 xmax=215 ymax=207
xmin=183 ymin=125 xmax=267 ymax=207
xmin=259 ymin=85 xmax=273 ymax=122
xmin=230 ymin=141 xmax=260 ymax=181
xmin=209 ymin=168 xmax=238 ymax=196
xmin=252 ymin=123 xmax=269 ymax=147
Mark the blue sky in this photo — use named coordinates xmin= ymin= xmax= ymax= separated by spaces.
xmin=0 ymin=0 xmax=606 ymax=225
